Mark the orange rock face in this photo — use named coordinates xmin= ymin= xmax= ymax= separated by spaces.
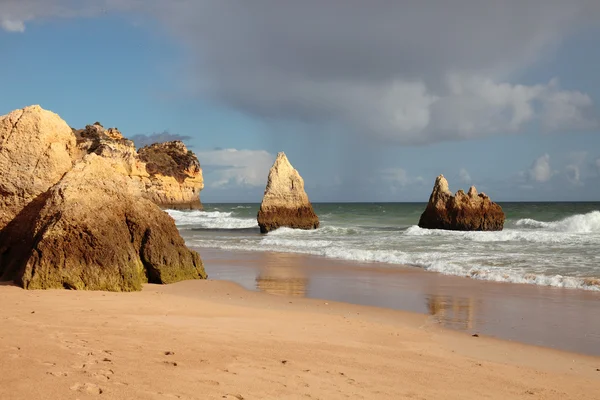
xmin=418 ymin=175 xmax=505 ymax=231
xmin=0 ymin=106 xmax=206 ymax=291
xmin=257 ymin=152 xmax=319 ymax=233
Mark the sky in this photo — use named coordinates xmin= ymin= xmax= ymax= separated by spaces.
xmin=1 ymin=0 xmax=600 ymax=202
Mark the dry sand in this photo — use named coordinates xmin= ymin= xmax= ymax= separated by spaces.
xmin=1 ymin=280 xmax=599 ymax=400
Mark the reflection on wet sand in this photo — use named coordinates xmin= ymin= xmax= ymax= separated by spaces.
xmin=255 ymin=253 xmax=309 ymax=297
xmin=201 ymin=248 xmax=600 ymax=356
xmin=427 ymin=295 xmax=477 ymax=330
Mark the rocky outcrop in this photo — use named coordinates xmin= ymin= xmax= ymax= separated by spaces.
xmin=73 ymin=122 xmax=149 ymax=180
xmin=74 ymin=124 xmax=204 ymax=209
xmin=257 ymin=152 xmax=319 ymax=233
xmin=0 ymin=105 xmax=78 ymax=230
xmin=0 ymin=155 xmax=206 ymax=291
xmin=418 ymin=175 xmax=505 ymax=231
xmin=138 ymin=141 xmax=204 ymax=209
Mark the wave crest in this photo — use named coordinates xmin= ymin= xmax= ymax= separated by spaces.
xmin=166 ymin=210 xmax=257 ymax=229
xmin=515 ymin=210 xmax=600 ymax=233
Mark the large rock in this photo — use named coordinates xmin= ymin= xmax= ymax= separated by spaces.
xmin=73 ymin=123 xmax=148 ymax=179
xmin=0 ymin=105 xmax=77 ymax=230
xmin=75 ymin=124 xmax=204 ymax=209
xmin=138 ymin=141 xmax=204 ymax=209
xmin=418 ymin=175 xmax=505 ymax=231
xmin=0 ymin=155 xmax=206 ymax=291
xmin=257 ymin=152 xmax=319 ymax=233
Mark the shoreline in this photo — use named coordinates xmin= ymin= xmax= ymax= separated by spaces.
xmin=197 ymin=246 xmax=600 ymax=357
xmin=1 ymin=279 xmax=599 ymax=399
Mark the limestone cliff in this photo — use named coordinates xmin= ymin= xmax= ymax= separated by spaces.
xmin=0 ymin=155 xmax=206 ymax=291
xmin=0 ymin=105 xmax=78 ymax=230
xmin=75 ymin=123 xmax=204 ymax=209
xmin=257 ymin=152 xmax=319 ymax=233
xmin=0 ymin=105 xmax=206 ymax=291
xmin=138 ymin=141 xmax=204 ymax=210
xmin=418 ymin=175 xmax=505 ymax=231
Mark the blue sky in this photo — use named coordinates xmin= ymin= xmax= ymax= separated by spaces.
xmin=1 ymin=1 xmax=600 ymax=202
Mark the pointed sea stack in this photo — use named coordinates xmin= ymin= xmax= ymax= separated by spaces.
xmin=418 ymin=175 xmax=505 ymax=231
xmin=257 ymin=152 xmax=319 ymax=233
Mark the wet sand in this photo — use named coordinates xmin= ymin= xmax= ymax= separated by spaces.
xmin=1 ymin=278 xmax=600 ymax=400
xmin=199 ymin=247 xmax=600 ymax=356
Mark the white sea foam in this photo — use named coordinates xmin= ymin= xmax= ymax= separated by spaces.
xmin=515 ymin=210 xmax=600 ymax=233
xmin=267 ymin=225 xmax=359 ymax=236
xmin=404 ymin=223 xmax=599 ymax=244
xmin=177 ymin=208 xmax=600 ymax=291
xmin=166 ymin=210 xmax=257 ymax=229
xmin=190 ymin=237 xmax=600 ymax=291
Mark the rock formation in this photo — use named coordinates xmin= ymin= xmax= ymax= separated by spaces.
xmin=73 ymin=122 xmax=204 ymax=209
xmin=0 ymin=105 xmax=77 ymax=230
xmin=0 ymin=155 xmax=206 ymax=291
xmin=138 ymin=141 xmax=204 ymax=209
xmin=418 ymin=175 xmax=505 ymax=231
xmin=257 ymin=152 xmax=319 ymax=233
xmin=75 ymin=123 xmax=204 ymax=209
xmin=0 ymin=105 xmax=206 ymax=291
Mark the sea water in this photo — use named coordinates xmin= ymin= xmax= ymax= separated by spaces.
xmin=168 ymin=203 xmax=600 ymax=291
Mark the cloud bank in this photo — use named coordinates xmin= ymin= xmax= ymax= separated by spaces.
xmin=2 ymin=0 xmax=599 ymax=145
xmin=195 ymin=148 xmax=275 ymax=189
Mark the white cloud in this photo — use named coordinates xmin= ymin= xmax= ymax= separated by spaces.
xmin=596 ymin=158 xmax=600 ymax=174
xmin=565 ymin=164 xmax=582 ymax=186
xmin=528 ymin=154 xmax=553 ymax=183
xmin=459 ymin=168 xmax=472 ymax=184
xmin=195 ymin=148 xmax=275 ymax=189
xmin=1 ymin=18 xmax=25 ymax=32
xmin=541 ymin=80 xmax=596 ymax=130
xmin=380 ymin=168 xmax=424 ymax=187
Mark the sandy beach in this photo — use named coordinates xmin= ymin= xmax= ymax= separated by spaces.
xmin=201 ymin=247 xmax=600 ymax=356
xmin=1 ymin=275 xmax=599 ymax=400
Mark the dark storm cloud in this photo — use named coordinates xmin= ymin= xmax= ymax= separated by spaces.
xmin=2 ymin=0 xmax=600 ymax=143
xmin=129 ymin=131 xmax=192 ymax=148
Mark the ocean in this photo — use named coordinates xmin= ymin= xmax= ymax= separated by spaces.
xmin=168 ymin=202 xmax=600 ymax=291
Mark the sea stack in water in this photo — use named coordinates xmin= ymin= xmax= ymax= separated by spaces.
xmin=418 ymin=175 xmax=505 ymax=231
xmin=257 ymin=152 xmax=319 ymax=233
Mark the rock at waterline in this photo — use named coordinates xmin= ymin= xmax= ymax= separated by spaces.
xmin=418 ymin=175 xmax=505 ymax=231
xmin=257 ymin=152 xmax=319 ymax=233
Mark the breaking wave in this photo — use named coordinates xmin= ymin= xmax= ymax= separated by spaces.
xmin=166 ymin=210 xmax=257 ymax=230
xmin=172 ymin=207 xmax=600 ymax=291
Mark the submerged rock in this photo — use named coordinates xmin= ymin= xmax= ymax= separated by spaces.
xmin=0 ymin=105 xmax=77 ymax=230
xmin=418 ymin=175 xmax=505 ymax=231
xmin=138 ymin=141 xmax=204 ymax=210
xmin=0 ymin=155 xmax=206 ymax=291
xmin=257 ymin=152 xmax=319 ymax=233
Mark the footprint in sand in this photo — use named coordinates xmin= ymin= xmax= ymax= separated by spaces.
xmin=223 ymin=395 xmax=245 ymax=400
xmin=89 ymin=369 xmax=114 ymax=382
xmin=70 ymin=382 xmax=103 ymax=395
xmin=46 ymin=371 xmax=69 ymax=377
xmin=198 ymin=379 xmax=220 ymax=386
xmin=40 ymin=361 xmax=56 ymax=366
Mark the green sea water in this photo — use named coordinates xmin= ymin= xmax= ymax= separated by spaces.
xmin=168 ymin=202 xmax=600 ymax=290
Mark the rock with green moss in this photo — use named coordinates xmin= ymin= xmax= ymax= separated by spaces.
xmin=0 ymin=155 xmax=206 ymax=291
